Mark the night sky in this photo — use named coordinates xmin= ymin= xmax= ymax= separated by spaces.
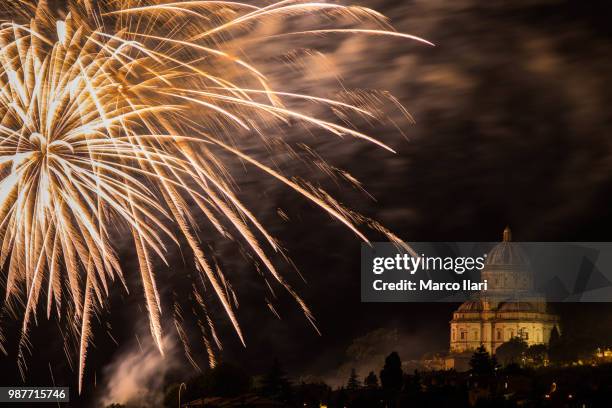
xmin=2 ymin=1 xmax=612 ymax=407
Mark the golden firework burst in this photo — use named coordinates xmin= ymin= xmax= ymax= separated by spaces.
xmin=0 ymin=0 xmax=429 ymax=392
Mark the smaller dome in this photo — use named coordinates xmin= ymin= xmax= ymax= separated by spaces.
xmin=498 ymin=301 xmax=534 ymax=312
xmin=457 ymin=300 xmax=484 ymax=312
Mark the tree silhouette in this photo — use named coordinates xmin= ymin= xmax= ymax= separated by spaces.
xmin=526 ymin=344 xmax=548 ymax=366
xmin=347 ymin=368 xmax=361 ymax=390
xmin=261 ymin=358 xmax=293 ymax=403
xmin=404 ymin=370 xmax=422 ymax=395
xmin=548 ymin=327 xmax=598 ymax=364
xmin=380 ymin=352 xmax=403 ymax=392
xmin=496 ymin=337 xmax=528 ymax=366
xmin=550 ymin=326 xmax=560 ymax=344
xmin=548 ymin=326 xmax=563 ymax=363
xmin=335 ymin=387 xmax=348 ymax=408
xmin=469 ymin=345 xmax=497 ymax=376
xmin=364 ymin=371 xmax=379 ymax=388
xmin=380 ymin=351 xmax=403 ymax=407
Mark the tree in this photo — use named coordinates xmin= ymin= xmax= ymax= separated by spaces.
xmin=526 ymin=344 xmax=548 ymax=366
xmin=496 ymin=337 xmax=528 ymax=366
xmin=296 ymin=381 xmax=331 ymax=407
xmin=380 ymin=352 xmax=403 ymax=407
xmin=260 ymin=358 xmax=293 ymax=403
xmin=548 ymin=326 xmax=563 ymax=363
xmin=380 ymin=352 xmax=403 ymax=392
xmin=550 ymin=326 xmax=560 ymax=345
xmin=469 ymin=345 xmax=497 ymax=376
xmin=548 ymin=328 xmax=598 ymax=364
xmin=404 ymin=370 xmax=422 ymax=395
xmin=334 ymin=387 xmax=348 ymax=408
xmin=364 ymin=371 xmax=379 ymax=388
xmin=347 ymin=368 xmax=361 ymax=391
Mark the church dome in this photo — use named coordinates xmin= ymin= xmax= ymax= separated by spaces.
xmin=457 ymin=299 xmax=484 ymax=312
xmin=485 ymin=226 xmax=529 ymax=266
xmin=480 ymin=227 xmax=534 ymax=292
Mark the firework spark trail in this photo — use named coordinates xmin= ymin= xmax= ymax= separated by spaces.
xmin=0 ymin=0 xmax=429 ymax=391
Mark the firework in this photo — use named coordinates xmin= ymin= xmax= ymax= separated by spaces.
xmin=0 ymin=0 xmax=429 ymax=392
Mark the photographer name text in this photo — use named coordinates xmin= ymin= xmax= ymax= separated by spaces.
xmin=371 ymin=253 xmax=488 ymax=293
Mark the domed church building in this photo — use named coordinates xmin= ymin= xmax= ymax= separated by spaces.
xmin=448 ymin=227 xmax=559 ymax=363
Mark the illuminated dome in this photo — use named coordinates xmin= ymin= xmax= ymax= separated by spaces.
xmin=481 ymin=226 xmax=534 ymax=292
xmin=485 ymin=226 xmax=529 ymax=266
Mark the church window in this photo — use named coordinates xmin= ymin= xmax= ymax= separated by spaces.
xmin=497 ymin=330 xmax=502 ymax=340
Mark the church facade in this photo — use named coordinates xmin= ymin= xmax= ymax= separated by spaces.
xmin=449 ymin=228 xmax=559 ymax=355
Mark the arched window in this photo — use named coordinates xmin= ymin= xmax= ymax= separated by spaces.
xmin=496 ymin=330 xmax=502 ymax=340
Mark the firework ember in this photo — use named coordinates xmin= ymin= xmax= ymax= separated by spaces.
xmin=0 ymin=0 xmax=429 ymax=392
